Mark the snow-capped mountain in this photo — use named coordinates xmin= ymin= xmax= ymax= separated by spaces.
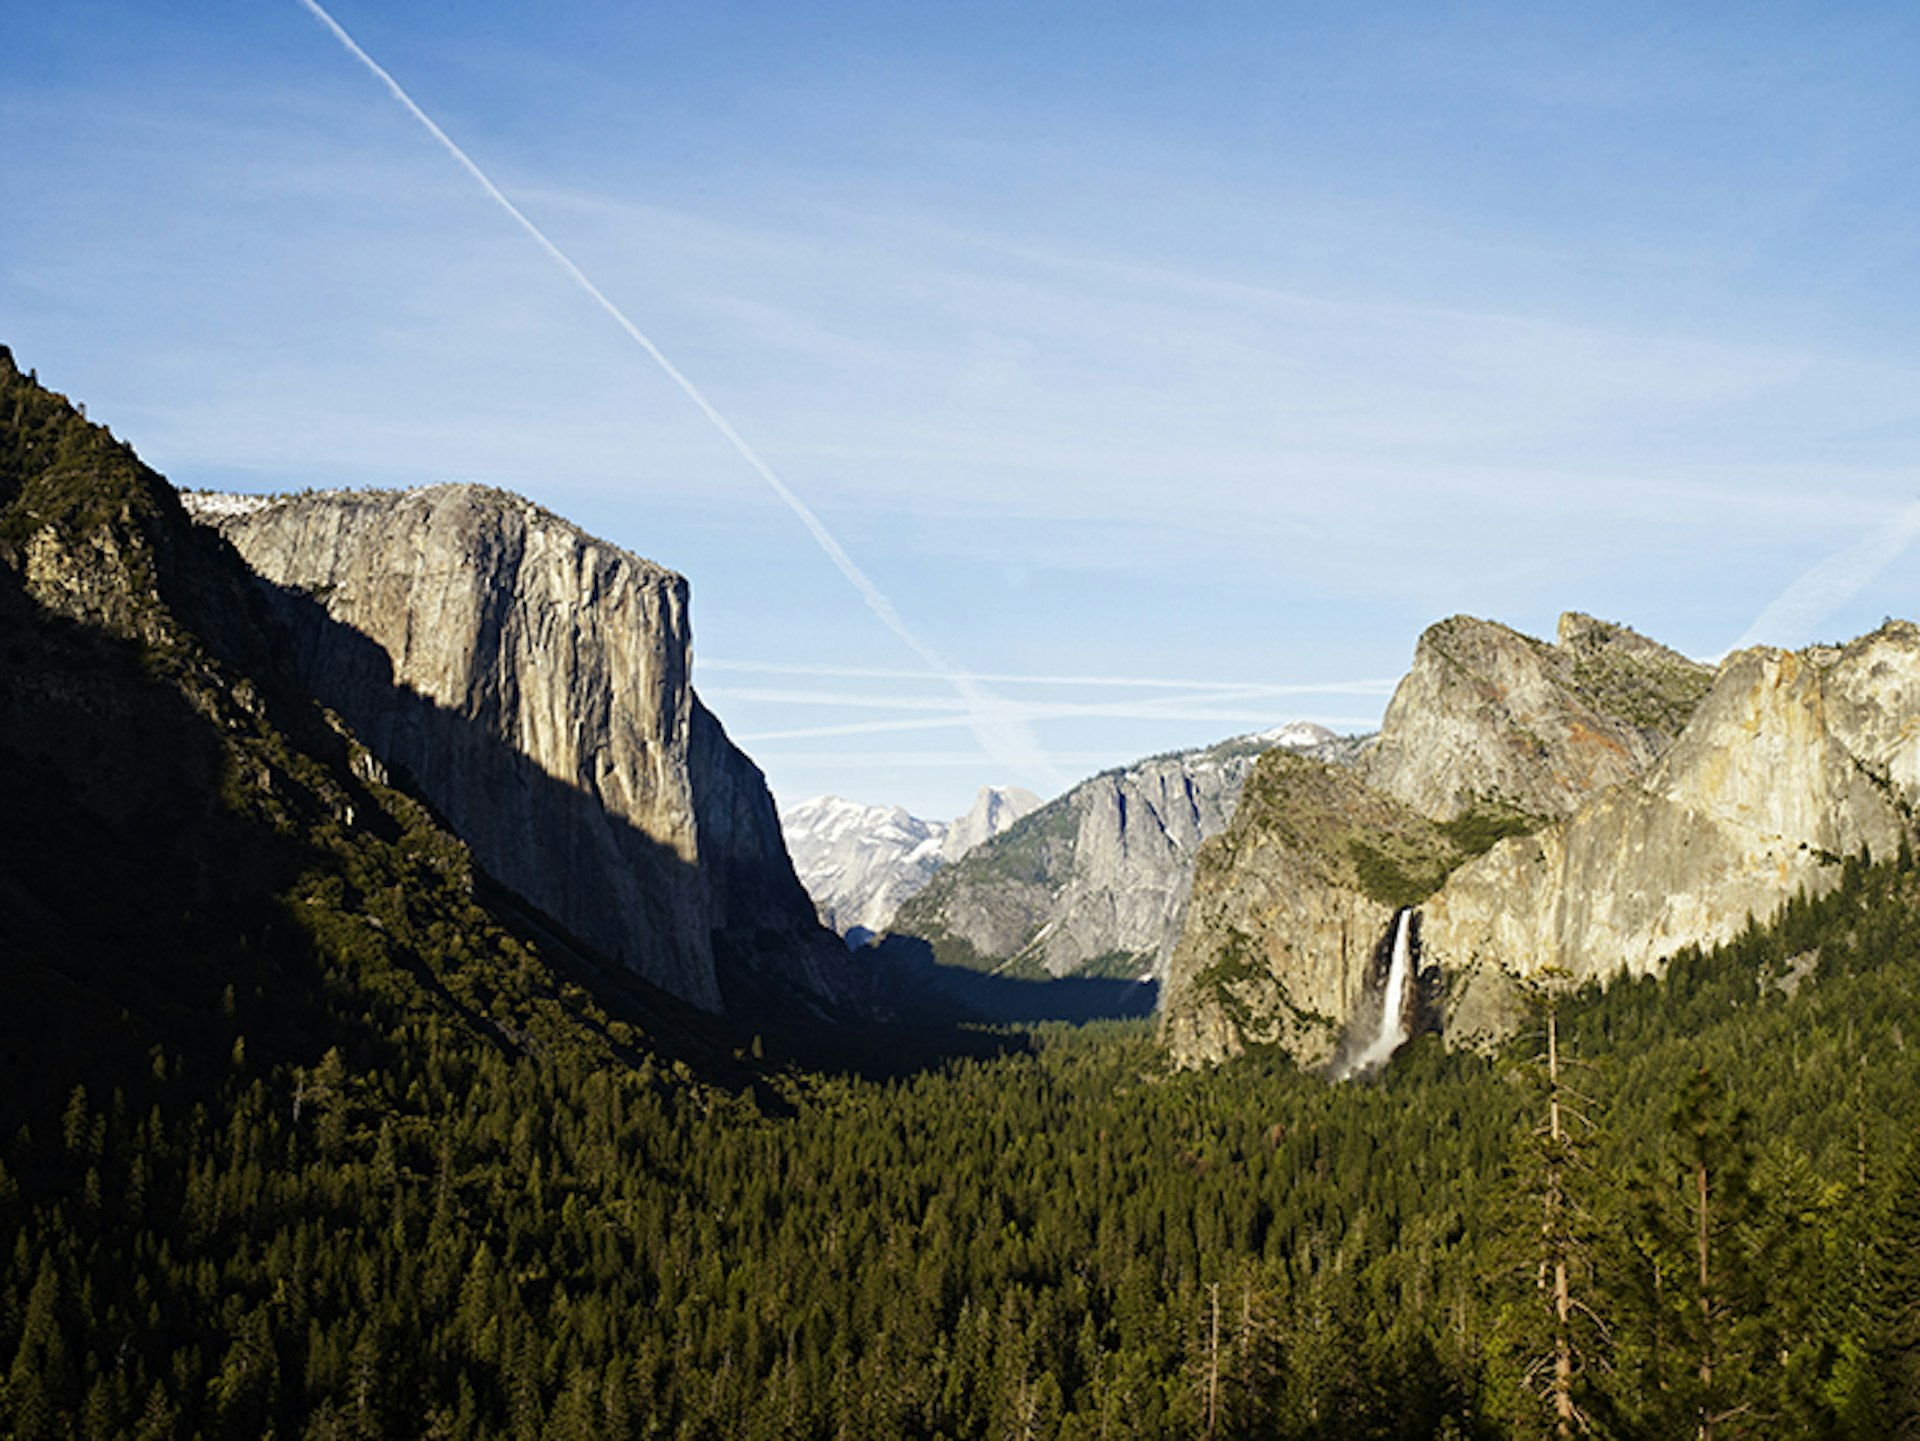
xmin=781 ymin=786 xmax=1042 ymax=939
xmin=1253 ymin=720 xmax=1341 ymax=749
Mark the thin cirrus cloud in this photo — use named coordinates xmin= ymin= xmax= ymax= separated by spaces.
xmin=704 ymin=667 xmax=1398 ymax=744
xmin=739 ymin=715 xmax=1388 ymax=743
xmin=13 ymin=5 xmax=1920 ymax=816
xmin=1727 ymin=498 xmax=1920 ymax=654
xmin=764 ymin=751 xmax=1162 ymax=772
xmin=696 ymin=659 xmax=1399 ymax=694
xmin=528 ymin=184 xmax=1920 ymax=524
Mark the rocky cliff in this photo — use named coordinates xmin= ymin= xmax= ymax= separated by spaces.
xmin=1161 ymin=613 xmax=1920 ymax=1069
xmin=781 ymin=797 xmax=945 ymax=937
xmin=942 ymin=785 xmax=1044 ymax=864
xmin=1360 ymin=612 xmax=1711 ymax=822
xmin=889 ymin=727 xmax=1364 ymax=984
xmin=184 ymin=484 xmax=847 ymax=1014
xmin=1159 ymin=754 xmax=1458 ymax=1068
xmin=1426 ymin=630 xmax=1918 ymax=1043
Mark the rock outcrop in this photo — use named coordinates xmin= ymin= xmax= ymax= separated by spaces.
xmin=1425 ymin=632 xmax=1917 ymax=1044
xmin=889 ymin=728 xmax=1365 ymax=983
xmin=942 ymin=785 xmax=1043 ymax=864
xmin=3 ymin=347 xmax=755 ymax=1159
xmin=781 ymin=797 xmax=946 ymax=937
xmin=185 ymin=484 xmax=845 ymax=1013
xmin=1161 ymin=613 xmax=1920 ymax=1069
xmin=1360 ymin=612 xmax=1710 ymax=822
xmin=1159 ymin=754 xmax=1457 ymax=1068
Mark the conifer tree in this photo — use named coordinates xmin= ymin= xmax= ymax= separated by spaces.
xmin=1869 ymin=1138 xmax=1920 ymax=1438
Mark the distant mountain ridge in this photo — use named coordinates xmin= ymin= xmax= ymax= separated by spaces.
xmin=885 ymin=723 xmax=1368 ymax=986
xmin=780 ymin=784 xmax=1041 ymax=939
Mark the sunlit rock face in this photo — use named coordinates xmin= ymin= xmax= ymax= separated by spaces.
xmin=782 ymin=796 xmax=948 ymax=938
xmin=890 ymin=729 xmax=1364 ymax=985
xmin=1360 ymin=611 xmax=1711 ymax=823
xmin=1159 ymin=755 xmax=1438 ymax=1071
xmin=781 ymin=786 xmax=1040 ymax=940
xmin=1425 ymin=633 xmax=1915 ymax=1044
xmin=1161 ymin=613 xmax=1920 ymax=1069
xmin=941 ymin=785 xmax=1043 ymax=864
xmin=185 ymin=484 xmax=845 ymax=1013
xmin=1821 ymin=620 xmax=1920 ymax=808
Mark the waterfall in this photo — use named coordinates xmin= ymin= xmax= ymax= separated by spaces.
xmin=1341 ymin=907 xmax=1414 ymax=1077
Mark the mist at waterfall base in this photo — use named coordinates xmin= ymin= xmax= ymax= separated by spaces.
xmin=1331 ymin=908 xmax=1419 ymax=1081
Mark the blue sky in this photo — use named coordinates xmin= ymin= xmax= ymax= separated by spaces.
xmin=6 ymin=2 xmax=1920 ymax=817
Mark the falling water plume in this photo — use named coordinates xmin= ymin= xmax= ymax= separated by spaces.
xmin=1336 ymin=907 xmax=1414 ymax=1079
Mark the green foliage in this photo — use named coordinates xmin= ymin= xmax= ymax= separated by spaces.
xmin=1437 ymin=804 xmax=1543 ymax=858
xmin=1568 ymin=645 xmax=1714 ymax=735
xmin=1346 ymin=835 xmax=1456 ymax=907
xmin=1069 ymin=949 xmax=1155 ymax=982
xmin=954 ymin=800 xmax=1081 ymax=889
xmin=887 ymin=802 xmax=1081 ymax=972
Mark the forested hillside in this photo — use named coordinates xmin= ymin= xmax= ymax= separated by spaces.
xmin=6 ymin=832 xmax=1920 ymax=1436
xmin=3 ymin=348 xmax=1918 ymax=1439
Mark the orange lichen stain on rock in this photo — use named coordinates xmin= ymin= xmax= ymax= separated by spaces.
xmin=1555 ymin=720 xmax=1631 ymax=788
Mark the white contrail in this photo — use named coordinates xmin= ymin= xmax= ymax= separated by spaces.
xmin=293 ymin=0 xmax=1062 ymax=788
xmin=1728 ymin=498 xmax=1920 ymax=654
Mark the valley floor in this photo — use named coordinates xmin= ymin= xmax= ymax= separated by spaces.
xmin=5 ymin=850 xmax=1920 ymax=1438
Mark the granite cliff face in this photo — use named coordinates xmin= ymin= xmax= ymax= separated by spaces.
xmin=942 ymin=785 xmax=1043 ymax=864
xmin=1361 ymin=612 xmax=1711 ymax=822
xmin=185 ymin=485 xmax=846 ymax=1013
xmin=3 ymin=347 xmax=760 ymax=1169
xmin=781 ymin=797 xmax=946 ymax=937
xmin=1426 ymin=631 xmax=1918 ymax=1043
xmin=1159 ymin=755 xmax=1455 ymax=1068
xmin=1161 ymin=614 xmax=1920 ymax=1069
xmin=889 ymin=728 xmax=1363 ymax=984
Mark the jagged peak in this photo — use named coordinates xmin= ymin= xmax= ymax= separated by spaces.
xmin=1555 ymin=611 xmax=1706 ymax=670
xmin=1416 ymin=612 xmax=1522 ymax=650
xmin=1413 ymin=610 xmax=1704 ymax=671
xmin=1815 ymin=616 xmax=1920 ymax=668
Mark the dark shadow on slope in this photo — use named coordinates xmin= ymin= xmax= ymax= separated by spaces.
xmin=749 ymin=1012 xmax=1039 ymax=1085
xmin=171 ymin=516 xmax=1158 ymax=1087
xmin=0 ymin=558 xmax=377 ymax=1126
xmin=477 ymin=874 xmax=1052 ymax=1086
xmin=238 ymin=571 xmax=864 ymax=1032
xmin=0 ymin=360 xmax=847 ymax=1108
xmin=162 ymin=529 xmax=1069 ymax=1086
xmin=0 ymin=525 xmax=754 ymax=1120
